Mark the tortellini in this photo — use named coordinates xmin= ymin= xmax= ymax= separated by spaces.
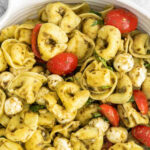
xmin=71 ymin=125 xmax=103 ymax=150
xmin=118 ymin=102 xmax=149 ymax=128
xmin=25 ymin=128 xmax=51 ymax=150
xmin=142 ymin=75 xmax=150 ymax=99
xmin=2 ymin=39 xmax=35 ymax=69
xmin=15 ymin=23 xmax=35 ymax=44
xmin=38 ymin=23 xmax=68 ymax=61
xmin=105 ymin=73 xmax=133 ymax=104
xmin=0 ymin=138 xmax=23 ymax=150
xmin=130 ymin=33 xmax=150 ymax=58
xmin=38 ymin=109 xmax=56 ymax=128
xmin=76 ymin=103 xmax=100 ymax=125
xmin=109 ymin=141 xmax=144 ymax=150
xmin=6 ymin=112 xmax=38 ymax=142
xmin=129 ymin=58 xmax=147 ymax=87
xmin=50 ymin=121 xmax=80 ymax=140
xmin=45 ymin=2 xmax=81 ymax=33
xmin=0 ymin=48 xmax=7 ymax=72
xmin=0 ymin=25 xmax=18 ymax=42
xmin=113 ymin=53 xmax=134 ymax=72
xmin=80 ymin=59 xmax=118 ymax=101
xmin=95 ymin=25 xmax=121 ymax=60
xmin=44 ymin=82 xmax=90 ymax=124
xmin=8 ymin=72 xmax=47 ymax=104
xmin=106 ymin=127 xmax=128 ymax=143
xmin=4 ymin=96 xmax=23 ymax=116
xmin=0 ymin=89 xmax=6 ymax=117
xmin=66 ymin=30 xmax=95 ymax=65
xmin=79 ymin=13 xmax=101 ymax=40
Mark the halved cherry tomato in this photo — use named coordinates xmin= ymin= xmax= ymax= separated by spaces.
xmin=99 ymin=104 xmax=119 ymax=126
xmin=104 ymin=8 xmax=138 ymax=33
xmin=31 ymin=24 xmax=42 ymax=59
xmin=47 ymin=53 xmax=78 ymax=75
xmin=132 ymin=125 xmax=150 ymax=147
xmin=133 ymin=90 xmax=148 ymax=115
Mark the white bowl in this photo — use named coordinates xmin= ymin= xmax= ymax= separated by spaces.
xmin=0 ymin=0 xmax=150 ymax=35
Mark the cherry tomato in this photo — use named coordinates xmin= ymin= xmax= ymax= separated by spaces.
xmin=133 ymin=90 xmax=148 ymax=115
xmin=47 ymin=53 xmax=78 ymax=75
xmin=31 ymin=24 xmax=42 ymax=59
xmin=132 ymin=125 xmax=150 ymax=147
xmin=99 ymin=104 xmax=119 ymax=126
xmin=104 ymin=8 xmax=138 ymax=33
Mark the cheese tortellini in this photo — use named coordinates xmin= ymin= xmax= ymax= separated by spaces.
xmin=38 ymin=23 xmax=68 ymax=61
xmin=8 ymin=72 xmax=47 ymax=104
xmin=118 ymin=102 xmax=149 ymax=128
xmin=0 ymin=1 xmax=150 ymax=149
xmin=95 ymin=25 xmax=121 ymax=60
xmin=80 ymin=59 xmax=118 ymax=101
xmin=2 ymin=39 xmax=35 ymax=69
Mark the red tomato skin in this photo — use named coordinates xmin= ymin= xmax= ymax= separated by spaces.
xmin=132 ymin=125 xmax=150 ymax=147
xmin=99 ymin=104 xmax=119 ymax=126
xmin=133 ymin=90 xmax=148 ymax=115
xmin=104 ymin=8 xmax=138 ymax=33
xmin=31 ymin=24 xmax=42 ymax=59
xmin=47 ymin=53 xmax=78 ymax=75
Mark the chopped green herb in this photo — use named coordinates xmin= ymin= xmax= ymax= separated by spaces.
xmin=147 ymin=50 xmax=150 ymax=54
xmin=90 ymin=10 xmax=102 ymax=17
xmin=102 ymin=116 xmax=109 ymax=122
xmin=100 ymin=86 xmax=111 ymax=90
xmin=94 ymin=51 xmax=113 ymax=71
xmin=30 ymin=104 xmax=46 ymax=112
xmin=85 ymin=98 xmax=94 ymax=106
xmin=128 ymin=96 xmax=134 ymax=103
xmin=91 ymin=20 xmax=104 ymax=26
xmin=144 ymin=62 xmax=150 ymax=69
xmin=92 ymin=112 xmax=101 ymax=118
xmin=0 ymin=136 xmax=5 ymax=138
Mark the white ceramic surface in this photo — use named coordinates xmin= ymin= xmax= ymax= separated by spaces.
xmin=0 ymin=0 xmax=150 ymax=34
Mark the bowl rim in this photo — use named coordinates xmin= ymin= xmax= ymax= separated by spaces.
xmin=0 ymin=0 xmax=150 ymax=29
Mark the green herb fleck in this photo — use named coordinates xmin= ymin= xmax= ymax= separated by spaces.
xmin=128 ymin=96 xmax=134 ymax=103
xmin=85 ymin=98 xmax=94 ymax=106
xmin=30 ymin=104 xmax=46 ymax=112
xmin=0 ymin=136 xmax=5 ymax=138
xmin=91 ymin=20 xmax=104 ymax=26
xmin=90 ymin=10 xmax=102 ymax=17
xmin=147 ymin=50 xmax=150 ymax=54
xmin=102 ymin=116 xmax=109 ymax=122
xmin=93 ymin=112 xmax=101 ymax=118
xmin=94 ymin=51 xmax=113 ymax=71
xmin=144 ymin=62 xmax=150 ymax=69
xmin=100 ymin=86 xmax=111 ymax=90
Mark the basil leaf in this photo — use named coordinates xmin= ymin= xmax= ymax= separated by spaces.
xmin=94 ymin=51 xmax=113 ymax=71
xmin=30 ymin=104 xmax=46 ymax=112
xmin=102 ymin=116 xmax=109 ymax=122
xmin=92 ymin=112 xmax=101 ymax=118
xmin=90 ymin=10 xmax=102 ymax=17
xmin=128 ymin=96 xmax=134 ymax=103
xmin=100 ymin=86 xmax=111 ymax=90
xmin=91 ymin=20 xmax=104 ymax=26
xmin=85 ymin=98 xmax=94 ymax=106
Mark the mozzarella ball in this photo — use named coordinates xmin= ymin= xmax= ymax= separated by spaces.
xmin=4 ymin=97 xmax=23 ymax=116
xmin=89 ymin=117 xmax=110 ymax=134
xmin=0 ymin=72 xmax=14 ymax=89
xmin=47 ymin=74 xmax=64 ymax=91
xmin=106 ymin=127 xmax=128 ymax=143
xmin=113 ymin=53 xmax=134 ymax=72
